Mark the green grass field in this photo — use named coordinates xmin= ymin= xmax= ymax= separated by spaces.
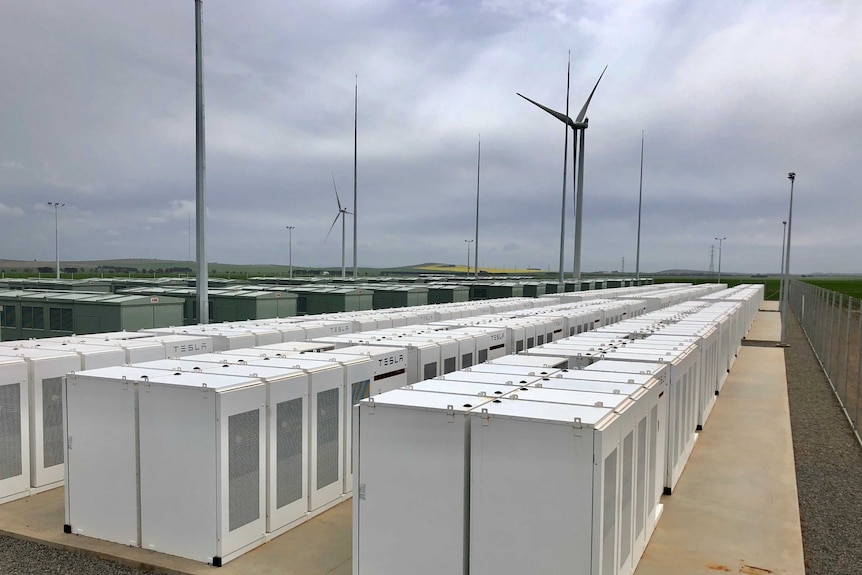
xmin=653 ymin=276 xmax=783 ymax=300
xmin=799 ymin=278 xmax=862 ymax=300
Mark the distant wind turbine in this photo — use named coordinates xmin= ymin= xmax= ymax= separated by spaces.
xmin=326 ymin=173 xmax=352 ymax=278
xmin=518 ymin=65 xmax=607 ymax=282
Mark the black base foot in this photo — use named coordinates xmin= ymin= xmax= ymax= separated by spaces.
xmin=696 ymin=424 xmax=703 ymax=431
xmin=212 ymin=557 xmax=223 ymax=567
xmin=63 ymin=524 xmax=72 ymax=534
xmin=663 ymin=487 xmax=672 ymax=496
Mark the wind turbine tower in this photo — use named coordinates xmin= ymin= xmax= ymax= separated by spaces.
xmin=326 ymin=174 xmax=352 ymax=278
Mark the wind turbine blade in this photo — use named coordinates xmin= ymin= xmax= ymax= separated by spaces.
xmin=575 ymin=65 xmax=607 ymax=124
xmin=332 ymin=173 xmax=343 ymax=211
xmin=517 ymin=93 xmax=576 ymax=128
xmin=325 ymin=212 xmax=340 ymax=242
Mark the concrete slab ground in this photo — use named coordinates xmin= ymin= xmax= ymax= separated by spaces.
xmin=0 ymin=309 xmax=804 ymax=575
xmin=0 ymin=488 xmax=352 ymax=575
xmin=635 ymin=313 xmax=805 ymax=575
xmin=744 ymin=307 xmax=782 ymax=343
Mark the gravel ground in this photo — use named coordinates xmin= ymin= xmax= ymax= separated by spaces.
xmin=786 ymin=311 xmax=862 ymax=575
xmin=0 ymin=535 xmax=159 ymax=575
xmin=1 ymin=311 xmax=860 ymax=574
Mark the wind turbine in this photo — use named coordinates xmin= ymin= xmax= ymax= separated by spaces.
xmin=518 ymin=65 xmax=607 ymax=283
xmin=326 ymin=173 xmax=351 ymax=278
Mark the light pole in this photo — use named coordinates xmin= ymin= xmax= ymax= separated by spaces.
xmin=779 ymin=220 xmax=787 ymax=310
xmin=465 ymin=240 xmax=473 ymax=276
xmin=47 ymin=202 xmax=65 ymax=279
xmin=780 ymin=172 xmax=796 ymax=346
xmin=714 ymin=237 xmax=726 ymax=284
xmin=286 ymin=226 xmax=295 ymax=279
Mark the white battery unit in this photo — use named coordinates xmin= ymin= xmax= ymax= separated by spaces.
xmin=299 ymin=321 xmax=353 ymax=340
xmin=75 ymin=338 xmax=167 ymax=364
xmin=408 ymin=379 xmax=522 ymax=399
xmin=266 ymin=354 xmax=369 ymax=497
xmin=588 ymin=348 xmax=697 ymax=495
xmin=366 ymin=337 xmax=445 ymax=383
xmin=449 ymin=326 xmax=508 ymax=360
xmin=112 ymin=359 xmax=311 ymax=537
xmin=353 ymin=390 xmax=493 ymax=575
xmin=520 ymin=341 xmax=611 ymax=368
xmin=19 ymin=341 xmax=126 ymax=370
xmin=397 ymin=335 xmax=459 ymax=375
xmin=466 ymin=362 xmax=562 ymax=380
xmin=187 ymin=352 xmax=346 ymax=515
xmin=539 ymin=370 xmax=653 ymax=397
xmin=145 ymin=334 xmax=215 ymax=357
xmin=433 ymin=369 xmax=545 ymax=387
xmin=143 ymin=327 xmax=254 ymax=352
xmin=325 ymin=345 xmax=409 ymax=395
xmin=0 ymin=346 xmax=81 ymax=489
xmin=77 ymin=330 xmax=155 ymax=341
xmin=480 ymin=382 xmax=664 ymax=568
xmin=248 ymin=341 xmax=336 ymax=355
xmin=469 ymin=397 xmax=630 ymax=575
xmin=485 ymin=353 xmax=569 ymax=370
xmin=64 ymin=366 xmax=154 ymax=547
xmin=136 ymin=370 xmax=267 ymax=565
xmin=649 ymin=328 xmax=719 ymax=429
xmin=220 ymin=326 xmax=283 ymax=346
xmin=0 ymin=357 xmax=30 ymax=504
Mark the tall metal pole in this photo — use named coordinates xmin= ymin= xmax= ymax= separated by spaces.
xmin=286 ymin=226 xmax=295 ymax=279
xmin=474 ymin=136 xmax=480 ymax=278
xmin=48 ymin=202 xmax=64 ymax=280
xmin=557 ymin=52 xmax=571 ymax=284
xmin=571 ymin=127 xmax=579 ymax=281
xmin=715 ymin=237 xmax=726 ymax=284
xmin=342 ymin=214 xmax=347 ymax=278
xmin=195 ymin=0 xmax=209 ymax=324
xmin=635 ymin=131 xmax=644 ymax=282
xmin=780 ymin=172 xmax=796 ymax=346
xmin=465 ymin=240 xmax=473 ymax=276
xmin=779 ymin=220 xmax=787 ymax=310
xmin=352 ymin=76 xmax=358 ymax=280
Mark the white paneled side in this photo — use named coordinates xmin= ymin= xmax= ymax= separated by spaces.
xmin=0 ymin=358 xmax=29 ymax=504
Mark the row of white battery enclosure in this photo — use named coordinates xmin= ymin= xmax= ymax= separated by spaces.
xmin=353 ymin=357 xmax=669 ymax=575
xmin=0 ymin=334 xmax=231 ymax=504
xmin=62 ymin=342 xmax=408 ymax=566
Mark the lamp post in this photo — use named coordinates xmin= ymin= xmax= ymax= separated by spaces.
xmin=714 ymin=237 xmax=726 ymax=284
xmin=286 ymin=226 xmax=295 ymax=279
xmin=780 ymin=172 xmax=796 ymax=346
xmin=465 ymin=240 xmax=473 ymax=276
xmin=47 ymin=202 xmax=65 ymax=279
xmin=779 ymin=220 xmax=787 ymax=310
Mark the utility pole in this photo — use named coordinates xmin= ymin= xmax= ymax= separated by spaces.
xmin=708 ymin=245 xmax=715 ymax=274
xmin=465 ymin=240 xmax=473 ymax=276
xmin=621 ymin=257 xmax=625 ymax=274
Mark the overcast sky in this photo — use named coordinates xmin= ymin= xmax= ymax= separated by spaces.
xmin=1 ymin=1 xmax=859 ymax=274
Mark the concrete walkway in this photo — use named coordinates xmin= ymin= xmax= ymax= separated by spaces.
xmin=634 ymin=309 xmax=805 ymax=575
xmin=0 ymin=306 xmax=805 ymax=575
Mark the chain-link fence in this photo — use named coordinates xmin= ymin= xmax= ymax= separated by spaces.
xmin=789 ymin=279 xmax=862 ymax=445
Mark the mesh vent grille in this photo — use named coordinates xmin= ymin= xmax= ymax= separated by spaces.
xmin=316 ymin=388 xmax=339 ymax=490
xmin=423 ymin=362 xmax=438 ymax=380
xmin=443 ymin=357 xmax=456 ymax=374
xmin=516 ymin=340 xmax=524 ymax=353
xmin=636 ymin=417 xmax=647 ymax=537
xmin=602 ymin=449 xmax=617 ymax=575
xmin=229 ymin=409 xmax=260 ymax=532
xmin=461 ymin=353 xmax=473 ymax=369
xmin=478 ymin=349 xmax=488 ymax=363
xmin=42 ymin=377 xmax=64 ymax=468
xmin=0 ymin=383 xmax=23 ymax=481
xmin=621 ymin=432 xmax=634 ymax=566
xmin=276 ymin=399 xmax=303 ymax=509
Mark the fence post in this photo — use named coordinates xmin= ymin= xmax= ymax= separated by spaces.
xmin=855 ymin=297 xmax=862 ymax=431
